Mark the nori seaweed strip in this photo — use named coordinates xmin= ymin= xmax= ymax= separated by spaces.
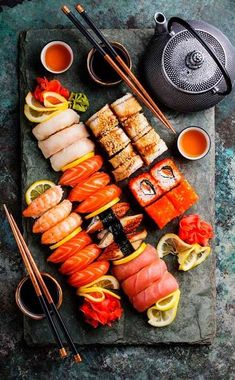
xmin=99 ymin=208 xmax=134 ymax=256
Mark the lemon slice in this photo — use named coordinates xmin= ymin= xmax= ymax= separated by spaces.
xmin=79 ymin=275 xmax=120 ymax=291
xmin=85 ymin=197 xmax=120 ymax=219
xmin=157 ymin=233 xmax=192 ymax=258
xmin=155 ymin=289 xmax=180 ymax=311
xmin=147 ymin=303 xmax=178 ymax=327
xmin=49 ymin=226 xmax=82 ymax=250
xmin=61 ymin=152 xmax=95 ymax=171
xmin=77 ymin=286 xmax=121 ymax=301
xmin=178 ymin=247 xmax=198 ymax=271
xmin=24 ymin=104 xmax=63 ymax=123
xmin=112 ymin=242 xmax=147 ymax=266
xmin=43 ymin=92 xmax=68 ymax=109
xmin=25 ymin=92 xmax=59 ymax=112
xmin=192 ymin=245 xmax=211 ymax=268
xmin=25 ymin=180 xmax=55 ymax=205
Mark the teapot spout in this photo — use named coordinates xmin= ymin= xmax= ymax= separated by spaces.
xmin=154 ymin=12 xmax=168 ymax=35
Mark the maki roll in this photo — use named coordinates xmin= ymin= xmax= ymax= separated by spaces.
xmin=111 ymin=93 xmax=142 ymax=121
xmin=134 ymin=130 xmax=167 ymax=165
xmin=166 ymin=180 xmax=199 ymax=214
xmin=145 ymin=196 xmax=179 ymax=229
xmin=150 ymin=158 xmax=183 ymax=192
xmin=86 ymin=104 xmax=119 ymax=138
xmin=129 ymin=173 xmax=162 ymax=207
xmin=121 ymin=113 xmax=151 ymax=141
xmin=99 ymin=127 xmax=130 ymax=157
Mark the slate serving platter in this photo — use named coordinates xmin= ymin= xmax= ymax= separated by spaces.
xmin=19 ymin=29 xmax=216 ymax=345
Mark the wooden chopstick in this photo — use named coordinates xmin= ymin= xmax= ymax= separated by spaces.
xmin=61 ymin=5 xmax=176 ymax=134
xmin=75 ymin=4 xmax=175 ymax=134
xmin=4 ymin=205 xmax=81 ymax=363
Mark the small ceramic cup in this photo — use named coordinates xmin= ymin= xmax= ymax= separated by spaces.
xmin=15 ymin=272 xmax=63 ymax=320
xmin=87 ymin=41 xmax=132 ymax=86
xmin=177 ymin=126 xmax=211 ymax=160
xmin=40 ymin=40 xmax=74 ymax=74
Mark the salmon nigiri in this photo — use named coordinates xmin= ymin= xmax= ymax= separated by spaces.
xmin=47 ymin=231 xmax=91 ymax=263
xmin=41 ymin=213 xmax=82 ymax=245
xmin=68 ymin=172 xmax=110 ymax=202
xmin=122 ymin=259 xmax=167 ymax=298
xmin=60 ymin=244 xmax=101 ymax=275
xmin=131 ymin=271 xmax=179 ymax=312
xmin=112 ymin=244 xmax=157 ymax=282
xmin=75 ymin=185 xmax=121 ymax=214
xmin=59 ymin=155 xmax=103 ymax=187
xmin=68 ymin=261 xmax=110 ymax=288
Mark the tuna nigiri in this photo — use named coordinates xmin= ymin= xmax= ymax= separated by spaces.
xmin=68 ymin=261 xmax=110 ymax=288
xmin=47 ymin=231 xmax=91 ymax=263
xmin=112 ymin=244 xmax=157 ymax=282
xmin=41 ymin=212 xmax=82 ymax=245
xmin=59 ymin=155 xmax=103 ymax=187
xmin=131 ymin=271 xmax=179 ymax=312
xmin=68 ymin=172 xmax=110 ymax=202
xmin=60 ymin=244 xmax=101 ymax=275
xmin=75 ymin=185 xmax=121 ymax=214
xmin=23 ymin=185 xmax=63 ymax=219
xmin=122 ymin=259 xmax=167 ymax=298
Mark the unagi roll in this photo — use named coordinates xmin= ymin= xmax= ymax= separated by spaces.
xmin=111 ymin=93 xmax=142 ymax=121
xmin=134 ymin=129 xmax=167 ymax=165
xmin=32 ymin=109 xmax=80 ymax=141
xmin=86 ymin=104 xmax=119 ymax=138
xmin=121 ymin=113 xmax=151 ymax=141
xmin=38 ymin=123 xmax=89 ymax=158
xmin=109 ymin=144 xmax=136 ymax=169
xmin=50 ymin=138 xmax=95 ymax=171
xmin=99 ymin=127 xmax=130 ymax=157
xmin=112 ymin=155 xmax=143 ymax=182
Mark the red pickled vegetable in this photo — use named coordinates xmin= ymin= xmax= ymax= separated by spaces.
xmin=179 ymin=214 xmax=213 ymax=246
xmin=33 ymin=77 xmax=70 ymax=103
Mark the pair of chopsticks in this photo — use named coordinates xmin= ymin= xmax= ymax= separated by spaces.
xmin=4 ymin=205 xmax=81 ymax=363
xmin=62 ymin=4 xmax=176 ymax=134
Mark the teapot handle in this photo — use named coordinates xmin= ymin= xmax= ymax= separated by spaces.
xmin=168 ymin=17 xmax=232 ymax=96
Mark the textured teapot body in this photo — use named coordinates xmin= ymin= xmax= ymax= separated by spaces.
xmin=143 ymin=17 xmax=235 ymax=113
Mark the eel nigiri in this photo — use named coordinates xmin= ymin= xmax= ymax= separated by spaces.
xmin=38 ymin=123 xmax=89 ymax=158
xmin=33 ymin=199 xmax=72 ymax=233
xmin=112 ymin=244 xmax=157 ymax=282
xmin=23 ymin=185 xmax=63 ymax=219
xmin=41 ymin=213 xmax=82 ymax=245
xmin=47 ymin=231 xmax=91 ymax=263
xmin=60 ymin=244 xmax=101 ymax=275
xmin=68 ymin=172 xmax=110 ymax=202
xmin=131 ymin=271 xmax=179 ymax=312
xmin=50 ymin=138 xmax=95 ymax=172
xmin=32 ymin=109 xmax=80 ymax=141
xmin=122 ymin=259 xmax=167 ymax=298
xmin=75 ymin=185 xmax=121 ymax=214
xmin=68 ymin=261 xmax=110 ymax=287
xmin=59 ymin=155 xmax=103 ymax=187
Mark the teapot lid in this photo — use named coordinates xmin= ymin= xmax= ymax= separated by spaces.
xmin=163 ymin=29 xmax=226 ymax=93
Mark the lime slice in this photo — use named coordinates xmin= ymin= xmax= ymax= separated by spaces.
xmin=79 ymin=275 xmax=120 ymax=291
xmin=25 ymin=180 xmax=55 ymax=205
xmin=157 ymin=233 xmax=192 ymax=258
xmin=155 ymin=289 xmax=180 ymax=311
xmin=24 ymin=104 xmax=63 ymax=123
xmin=147 ymin=303 xmax=178 ymax=327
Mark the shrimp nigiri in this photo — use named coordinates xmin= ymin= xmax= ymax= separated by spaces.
xmin=68 ymin=261 xmax=110 ymax=288
xmin=68 ymin=172 xmax=110 ymax=202
xmin=59 ymin=155 xmax=103 ymax=187
xmin=60 ymin=244 xmax=101 ymax=275
xmin=23 ymin=185 xmax=63 ymax=219
xmin=41 ymin=212 xmax=82 ymax=245
xmin=33 ymin=200 xmax=72 ymax=233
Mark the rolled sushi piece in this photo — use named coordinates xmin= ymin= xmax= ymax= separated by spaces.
xmin=145 ymin=196 xmax=179 ymax=229
xmin=99 ymin=127 xmax=130 ymax=157
xmin=166 ymin=179 xmax=199 ymax=214
xmin=111 ymin=93 xmax=142 ymax=121
xmin=129 ymin=172 xmax=163 ymax=207
xmin=112 ymin=155 xmax=143 ymax=182
xmin=109 ymin=143 xmax=137 ymax=169
xmin=150 ymin=158 xmax=183 ymax=192
xmin=134 ymin=129 xmax=168 ymax=165
xmin=38 ymin=123 xmax=89 ymax=158
xmin=121 ymin=112 xmax=151 ymax=141
xmin=86 ymin=104 xmax=119 ymax=138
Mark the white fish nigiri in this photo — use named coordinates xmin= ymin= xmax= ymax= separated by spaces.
xmin=32 ymin=109 xmax=80 ymax=141
xmin=38 ymin=123 xmax=89 ymax=158
xmin=50 ymin=138 xmax=95 ymax=171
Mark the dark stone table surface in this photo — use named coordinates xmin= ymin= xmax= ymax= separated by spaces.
xmin=0 ymin=1 xmax=234 ymax=379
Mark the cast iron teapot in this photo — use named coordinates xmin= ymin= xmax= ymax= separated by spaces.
xmin=143 ymin=13 xmax=235 ymax=112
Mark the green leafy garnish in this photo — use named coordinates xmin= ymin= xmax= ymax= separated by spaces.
xmin=68 ymin=92 xmax=89 ymax=112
